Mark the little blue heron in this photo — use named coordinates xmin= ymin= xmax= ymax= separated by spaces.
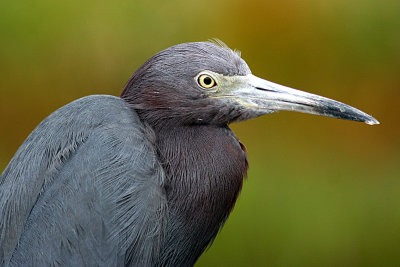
xmin=0 ymin=41 xmax=378 ymax=266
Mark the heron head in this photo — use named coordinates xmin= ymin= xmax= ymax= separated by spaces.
xmin=121 ymin=41 xmax=379 ymax=127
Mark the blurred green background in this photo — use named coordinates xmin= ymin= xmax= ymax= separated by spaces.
xmin=1 ymin=0 xmax=399 ymax=266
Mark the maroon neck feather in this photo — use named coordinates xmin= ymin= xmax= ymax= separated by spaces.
xmin=153 ymin=124 xmax=248 ymax=265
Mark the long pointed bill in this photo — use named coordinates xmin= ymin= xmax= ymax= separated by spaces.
xmin=223 ymin=74 xmax=379 ymax=125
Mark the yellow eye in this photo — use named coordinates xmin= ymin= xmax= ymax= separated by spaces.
xmin=198 ymin=74 xmax=216 ymax=88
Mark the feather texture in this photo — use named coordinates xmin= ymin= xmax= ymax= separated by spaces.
xmin=0 ymin=95 xmax=167 ymax=266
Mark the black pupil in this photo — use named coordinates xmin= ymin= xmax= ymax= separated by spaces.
xmin=203 ymin=76 xmax=212 ymax=85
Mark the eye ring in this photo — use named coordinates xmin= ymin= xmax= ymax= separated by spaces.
xmin=197 ymin=74 xmax=216 ymax=89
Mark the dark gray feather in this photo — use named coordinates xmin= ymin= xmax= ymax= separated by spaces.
xmin=0 ymin=95 xmax=167 ymax=266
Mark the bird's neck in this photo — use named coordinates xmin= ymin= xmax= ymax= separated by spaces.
xmin=154 ymin=124 xmax=248 ymax=266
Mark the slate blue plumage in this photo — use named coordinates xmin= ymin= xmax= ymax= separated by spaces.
xmin=1 ymin=96 xmax=167 ymax=266
xmin=0 ymin=41 xmax=378 ymax=267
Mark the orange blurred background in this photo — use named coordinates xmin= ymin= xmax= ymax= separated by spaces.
xmin=1 ymin=0 xmax=399 ymax=266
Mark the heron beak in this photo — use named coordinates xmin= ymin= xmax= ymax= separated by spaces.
xmin=225 ymin=74 xmax=379 ymax=125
